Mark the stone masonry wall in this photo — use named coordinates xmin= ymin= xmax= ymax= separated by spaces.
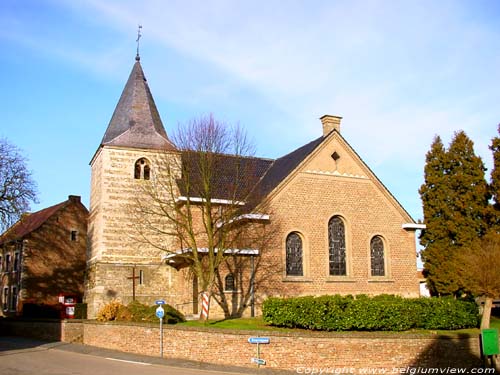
xmin=86 ymin=146 xmax=187 ymax=318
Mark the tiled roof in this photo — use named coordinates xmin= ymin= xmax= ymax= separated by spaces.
xmin=176 ymin=136 xmax=326 ymax=208
xmin=101 ymin=60 xmax=176 ymax=151
xmin=253 ymin=136 xmax=324 ymax=200
xmin=0 ymin=201 xmax=66 ymax=245
xmin=177 ymin=151 xmax=273 ymax=202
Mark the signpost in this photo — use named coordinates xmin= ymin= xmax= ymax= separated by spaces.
xmin=251 ymin=358 xmax=266 ymax=365
xmin=248 ymin=337 xmax=270 ymax=344
xmin=156 ymin=305 xmax=165 ymax=358
xmin=248 ymin=337 xmax=270 ymax=367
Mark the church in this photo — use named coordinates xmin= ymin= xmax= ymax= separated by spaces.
xmin=84 ymin=54 xmax=424 ymax=319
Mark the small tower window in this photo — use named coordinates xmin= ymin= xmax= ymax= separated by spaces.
xmin=70 ymin=230 xmax=78 ymax=241
xmin=134 ymin=158 xmax=151 ymax=180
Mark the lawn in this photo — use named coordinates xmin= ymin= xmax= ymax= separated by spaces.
xmin=179 ymin=317 xmax=274 ymax=331
xmin=178 ymin=315 xmax=500 ymax=334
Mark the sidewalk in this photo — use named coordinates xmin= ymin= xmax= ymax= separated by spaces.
xmin=0 ymin=336 xmax=294 ymax=374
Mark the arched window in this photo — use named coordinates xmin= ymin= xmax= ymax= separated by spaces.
xmin=224 ymin=273 xmax=235 ymax=291
xmin=370 ymin=236 xmax=385 ymax=276
xmin=286 ymin=232 xmax=303 ymax=276
xmin=328 ymin=216 xmax=346 ymax=276
xmin=134 ymin=158 xmax=151 ymax=180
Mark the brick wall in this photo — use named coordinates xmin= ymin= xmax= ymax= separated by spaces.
xmin=0 ymin=319 xmax=83 ymax=343
xmin=2 ymin=320 xmax=497 ymax=371
xmin=82 ymin=322 xmax=487 ymax=371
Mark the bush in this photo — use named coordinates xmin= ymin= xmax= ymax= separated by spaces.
xmin=96 ymin=300 xmax=124 ymax=322
xmin=74 ymin=303 xmax=87 ymax=319
xmin=263 ymin=294 xmax=479 ymax=331
xmin=96 ymin=300 xmax=185 ymax=324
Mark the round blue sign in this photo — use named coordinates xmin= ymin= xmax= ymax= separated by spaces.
xmin=155 ymin=306 xmax=165 ymax=319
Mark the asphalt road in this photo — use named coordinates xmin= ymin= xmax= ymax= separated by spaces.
xmin=0 ymin=336 xmax=292 ymax=375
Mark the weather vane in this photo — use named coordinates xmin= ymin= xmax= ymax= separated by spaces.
xmin=136 ymin=25 xmax=142 ymax=61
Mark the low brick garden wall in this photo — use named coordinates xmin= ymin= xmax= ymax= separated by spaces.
xmin=81 ymin=322 xmax=486 ymax=371
xmin=1 ymin=319 xmax=495 ymax=371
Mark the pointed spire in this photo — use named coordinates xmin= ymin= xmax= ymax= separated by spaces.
xmin=100 ymin=58 xmax=176 ymax=151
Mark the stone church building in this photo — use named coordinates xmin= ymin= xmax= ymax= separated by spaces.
xmin=84 ymin=55 xmax=424 ymax=318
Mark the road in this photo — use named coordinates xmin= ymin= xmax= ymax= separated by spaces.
xmin=0 ymin=336 xmax=290 ymax=375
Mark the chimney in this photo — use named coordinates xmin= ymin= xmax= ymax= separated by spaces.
xmin=68 ymin=195 xmax=81 ymax=203
xmin=320 ymin=115 xmax=342 ymax=136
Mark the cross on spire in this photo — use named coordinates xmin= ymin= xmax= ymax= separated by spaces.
xmin=136 ymin=25 xmax=142 ymax=61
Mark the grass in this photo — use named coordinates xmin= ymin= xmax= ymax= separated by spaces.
xmin=490 ymin=316 xmax=500 ymax=330
xmin=179 ymin=317 xmax=274 ymax=331
xmin=177 ymin=315 xmax=500 ymax=335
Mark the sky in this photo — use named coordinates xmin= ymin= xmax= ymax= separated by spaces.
xmin=1 ymin=0 xmax=500 ymax=223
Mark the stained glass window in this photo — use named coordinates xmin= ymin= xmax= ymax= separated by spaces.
xmin=370 ymin=236 xmax=385 ymax=276
xmin=286 ymin=233 xmax=303 ymax=276
xmin=328 ymin=216 xmax=346 ymax=276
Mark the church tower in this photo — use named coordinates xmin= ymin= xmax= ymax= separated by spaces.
xmin=85 ymin=55 xmax=183 ymax=318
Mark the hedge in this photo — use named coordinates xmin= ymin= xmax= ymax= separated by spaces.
xmin=262 ymin=295 xmax=479 ymax=331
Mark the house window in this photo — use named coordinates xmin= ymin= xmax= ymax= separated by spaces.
xmin=286 ymin=232 xmax=303 ymax=276
xmin=10 ymin=286 xmax=17 ymax=312
xmin=13 ymin=252 xmax=19 ymax=272
xmin=0 ymin=255 xmax=2 ymax=272
xmin=70 ymin=230 xmax=78 ymax=241
xmin=2 ymin=288 xmax=8 ymax=311
xmin=139 ymin=270 xmax=144 ymax=285
xmin=134 ymin=158 xmax=151 ymax=180
xmin=328 ymin=216 xmax=346 ymax=276
xmin=370 ymin=236 xmax=385 ymax=277
xmin=224 ymin=273 xmax=235 ymax=291
xmin=5 ymin=253 xmax=11 ymax=273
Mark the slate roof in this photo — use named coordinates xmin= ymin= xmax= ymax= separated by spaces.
xmin=252 ymin=136 xmax=324 ymax=200
xmin=177 ymin=135 xmax=326 ymax=207
xmin=100 ymin=59 xmax=176 ymax=151
xmin=177 ymin=152 xmax=273 ymax=202
xmin=0 ymin=196 xmax=85 ymax=245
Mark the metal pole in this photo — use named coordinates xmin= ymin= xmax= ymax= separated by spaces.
xmin=160 ymin=317 xmax=163 ymax=358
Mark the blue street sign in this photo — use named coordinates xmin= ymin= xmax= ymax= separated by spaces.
xmin=155 ymin=300 xmax=166 ymax=305
xmin=248 ymin=337 xmax=270 ymax=344
xmin=155 ymin=306 xmax=165 ymax=319
xmin=251 ymin=358 xmax=266 ymax=365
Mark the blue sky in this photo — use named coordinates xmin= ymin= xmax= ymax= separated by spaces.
xmin=1 ymin=0 xmax=499 ymax=223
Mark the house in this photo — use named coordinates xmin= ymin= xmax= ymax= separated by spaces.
xmin=0 ymin=195 xmax=88 ymax=317
xmin=84 ymin=55 xmax=424 ymax=318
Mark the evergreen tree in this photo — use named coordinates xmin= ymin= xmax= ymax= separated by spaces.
xmin=488 ymin=124 xmax=500 ymax=231
xmin=445 ymin=131 xmax=489 ymax=245
xmin=420 ymin=132 xmax=489 ymax=296
xmin=420 ymin=136 xmax=455 ymax=295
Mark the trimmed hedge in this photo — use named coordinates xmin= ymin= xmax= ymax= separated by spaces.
xmin=262 ymin=295 xmax=479 ymax=331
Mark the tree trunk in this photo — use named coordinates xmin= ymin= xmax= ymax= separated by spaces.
xmin=480 ymin=297 xmax=493 ymax=330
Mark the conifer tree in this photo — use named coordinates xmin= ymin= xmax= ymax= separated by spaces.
xmin=489 ymin=124 xmax=500 ymax=230
xmin=446 ymin=131 xmax=489 ymax=245
xmin=420 ymin=132 xmax=489 ymax=296
xmin=420 ymin=136 xmax=455 ymax=295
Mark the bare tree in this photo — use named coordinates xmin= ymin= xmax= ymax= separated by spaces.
xmin=454 ymin=231 xmax=500 ymax=329
xmin=0 ymin=138 xmax=38 ymax=232
xmin=131 ymin=115 xmax=274 ymax=319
